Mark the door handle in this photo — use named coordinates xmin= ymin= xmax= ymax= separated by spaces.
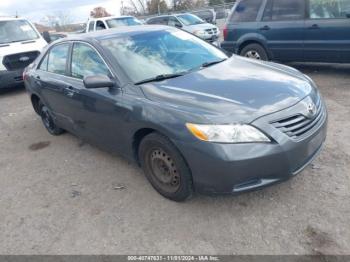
xmin=64 ymin=86 xmax=79 ymax=97
xmin=308 ymin=24 xmax=319 ymax=29
xmin=34 ymin=75 xmax=42 ymax=86
xmin=259 ymin=25 xmax=270 ymax=31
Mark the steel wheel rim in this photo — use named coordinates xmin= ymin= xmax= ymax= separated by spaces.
xmin=42 ymin=109 xmax=54 ymax=131
xmin=148 ymin=148 xmax=180 ymax=193
xmin=245 ymin=50 xmax=261 ymax=60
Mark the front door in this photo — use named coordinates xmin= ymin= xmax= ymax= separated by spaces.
xmin=304 ymin=0 xmax=350 ymax=63
xmin=61 ymin=42 xmax=126 ymax=153
xmin=258 ymin=0 xmax=306 ymax=61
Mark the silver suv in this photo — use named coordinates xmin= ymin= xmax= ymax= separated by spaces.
xmin=146 ymin=13 xmax=220 ymax=46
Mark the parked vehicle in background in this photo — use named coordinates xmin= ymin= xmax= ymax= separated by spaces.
xmin=214 ymin=7 xmax=228 ymax=20
xmin=146 ymin=13 xmax=220 ymax=45
xmin=221 ymin=0 xmax=350 ymax=63
xmin=42 ymin=32 xmax=68 ymax=43
xmin=0 ymin=17 xmax=47 ymax=89
xmin=24 ymin=26 xmax=327 ymax=201
xmin=85 ymin=16 xmax=143 ymax=32
xmin=191 ymin=9 xmax=216 ymax=24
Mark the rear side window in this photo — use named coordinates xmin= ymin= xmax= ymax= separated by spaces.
xmin=309 ymin=0 xmax=350 ymax=19
xmin=231 ymin=0 xmax=263 ymax=22
xmin=71 ymin=43 xmax=110 ymax=80
xmin=264 ymin=0 xmax=305 ymax=21
xmin=88 ymin=21 xmax=94 ymax=32
xmin=47 ymin=44 xmax=70 ymax=75
xmin=39 ymin=54 xmax=49 ymax=71
xmin=148 ymin=17 xmax=169 ymax=25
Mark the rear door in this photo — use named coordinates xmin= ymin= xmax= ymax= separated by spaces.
xmin=226 ymin=0 xmax=264 ymax=47
xmin=258 ymin=0 xmax=306 ymax=61
xmin=35 ymin=42 xmax=73 ymax=129
xmin=304 ymin=0 xmax=350 ymax=63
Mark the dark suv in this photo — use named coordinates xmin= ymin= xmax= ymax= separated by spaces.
xmin=221 ymin=0 xmax=350 ymax=63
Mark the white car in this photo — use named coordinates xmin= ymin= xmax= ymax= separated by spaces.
xmin=85 ymin=16 xmax=143 ymax=33
xmin=146 ymin=13 xmax=220 ymax=46
xmin=0 ymin=17 xmax=47 ymax=89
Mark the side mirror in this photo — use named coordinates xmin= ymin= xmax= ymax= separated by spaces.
xmin=42 ymin=31 xmax=51 ymax=43
xmin=175 ymin=23 xmax=183 ymax=28
xmin=83 ymin=75 xmax=114 ymax=89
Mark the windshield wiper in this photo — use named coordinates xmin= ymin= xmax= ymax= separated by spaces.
xmin=135 ymin=73 xmax=186 ymax=85
xmin=201 ymin=58 xmax=227 ymax=68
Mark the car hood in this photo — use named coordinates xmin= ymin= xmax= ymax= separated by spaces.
xmin=140 ymin=56 xmax=316 ymax=123
xmin=185 ymin=23 xmax=218 ymax=32
xmin=0 ymin=38 xmax=47 ymax=57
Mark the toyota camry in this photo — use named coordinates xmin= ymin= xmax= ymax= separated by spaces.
xmin=24 ymin=26 xmax=327 ymax=201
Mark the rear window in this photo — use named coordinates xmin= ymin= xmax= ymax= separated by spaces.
xmin=263 ymin=0 xmax=305 ymax=21
xmin=309 ymin=0 xmax=350 ymax=19
xmin=231 ymin=0 xmax=263 ymax=22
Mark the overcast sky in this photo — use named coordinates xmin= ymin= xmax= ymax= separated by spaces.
xmin=0 ymin=0 xmax=121 ymax=24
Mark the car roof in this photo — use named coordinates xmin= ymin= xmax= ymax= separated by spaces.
xmin=56 ymin=25 xmax=172 ymax=43
xmin=88 ymin=15 xmax=136 ymax=22
xmin=148 ymin=13 xmax=190 ymax=19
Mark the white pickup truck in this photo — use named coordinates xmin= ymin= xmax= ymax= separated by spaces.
xmin=0 ymin=17 xmax=47 ymax=89
xmin=85 ymin=16 xmax=143 ymax=32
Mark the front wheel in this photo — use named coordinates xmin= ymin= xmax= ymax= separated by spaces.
xmin=139 ymin=133 xmax=193 ymax=202
xmin=240 ymin=43 xmax=268 ymax=61
xmin=39 ymin=102 xmax=64 ymax=136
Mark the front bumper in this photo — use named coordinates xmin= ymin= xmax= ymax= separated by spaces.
xmin=0 ymin=69 xmax=24 ymax=89
xmin=175 ymin=97 xmax=328 ymax=195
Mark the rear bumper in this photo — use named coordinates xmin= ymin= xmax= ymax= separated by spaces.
xmin=0 ymin=70 xmax=24 ymax=89
xmin=221 ymin=41 xmax=238 ymax=54
xmin=174 ymin=98 xmax=328 ymax=195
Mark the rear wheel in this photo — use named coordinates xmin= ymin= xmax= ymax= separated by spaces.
xmin=139 ymin=133 xmax=193 ymax=202
xmin=240 ymin=43 xmax=268 ymax=61
xmin=39 ymin=102 xmax=64 ymax=136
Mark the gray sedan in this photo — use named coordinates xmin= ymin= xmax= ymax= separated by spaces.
xmin=24 ymin=26 xmax=327 ymax=201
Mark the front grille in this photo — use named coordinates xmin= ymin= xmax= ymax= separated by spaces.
xmin=2 ymin=51 xmax=40 ymax=71
xmin=205 ymin=28 xmax=218 ymax=35
xmin=271 ymin=97 xmax=326 ymax=139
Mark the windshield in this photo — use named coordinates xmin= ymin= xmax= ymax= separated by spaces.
xmin=106 ymin=17 xmax=142 ymax=28
xmin=177 ymin=14 xmax=205 ymax=25
xmin=101 ymin=29 xmax=227 ymax=84
xmin=0 ymin=20 xmax=39 ymax=44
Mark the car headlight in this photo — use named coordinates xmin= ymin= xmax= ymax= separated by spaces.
xmin=193 ymin=30 xmax=207 ymax=38
xmin=0 ymin=57 xmax=6 ymax=71
xmin=186 ymin=123 xmax=271 ymax=143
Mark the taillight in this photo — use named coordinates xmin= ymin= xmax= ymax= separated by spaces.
xmin=223 ymin=25 xmax=228 ymax=40
xmin=23 ymin=70 xmax=27 ymax=81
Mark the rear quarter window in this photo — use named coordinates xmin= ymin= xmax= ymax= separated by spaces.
xmin=231 ymin=0 xmax=263 ymax=22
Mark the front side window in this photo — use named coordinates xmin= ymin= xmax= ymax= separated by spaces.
xmin=101 ymin=29 xmax=227 ymax=84
xmin=168 ymin=17 xmax=181 ymax=27
xmin=177 ymin=14 xmax=204 ymax=25
xmin=267 ymin=0 xmax=305 ymax=21
xmin=47 ymin=44 xmax=70 ymax=75
xmin=96 ymin=21 xmax=106 ymax=30
xmin=231 ymin=0 xmax=263 ymax=22
xmin=309 ymin=0 xmax=350 ymax=19
xmin=71 ymin=43 xmax=110 ymax=79
xmin=0 ymin=20 xmax=39 ymax=44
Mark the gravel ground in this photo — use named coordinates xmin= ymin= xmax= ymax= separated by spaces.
xmin=0 ymin=63 xmax=349 ymax=255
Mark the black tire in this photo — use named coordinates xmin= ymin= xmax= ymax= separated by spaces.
xmin=39 ymin=102 xmax=64 ymax=136
xmin=138 ymin=132 xmax=193 ymax=202
xmin=240 ymin=43 xmax=268 ymax=61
